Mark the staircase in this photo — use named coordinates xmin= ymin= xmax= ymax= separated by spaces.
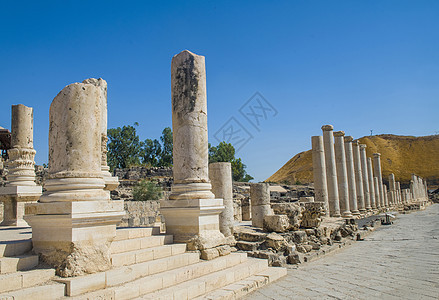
xmin=0 ymin=227 xmax=286 ymax=299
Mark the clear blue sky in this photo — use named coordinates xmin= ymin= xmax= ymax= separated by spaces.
xmin=1 ymin=1 xmax=438 ymax=182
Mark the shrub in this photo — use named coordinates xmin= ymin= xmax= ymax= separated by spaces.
xmin=132 ymin=179 xmax=163 ymax=201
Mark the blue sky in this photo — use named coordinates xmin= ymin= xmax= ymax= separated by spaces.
xmin=1 ymin=1 xmax=438 ymax=182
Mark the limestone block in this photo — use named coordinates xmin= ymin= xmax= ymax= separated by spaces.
xmin=265 ymin=233 xmax=287 ymax=251
xmin=263 ymin=214 xmax=290 ymax=233
xmin=251 ymin=204 xmax=272 ymax=228
xmin=299 ymin=196 xmax=314 ymax=203
xmin=201 ymin=248 xmax=220 ymax=260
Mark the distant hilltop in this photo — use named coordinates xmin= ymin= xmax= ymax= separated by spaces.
xmin=266 ymin=134 xmax=439 ymax=188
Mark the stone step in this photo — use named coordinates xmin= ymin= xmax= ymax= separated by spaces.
xmin=0 ymin=268 xmax=56 ymax=293
xmin=197 ymin=267 xmax=288 ymax=300
xmin=0 ymin=240 xmax=32 ymax=258
xmin=0 ymin=281 xmax=65 ymax=300
xmin=115 ymin=227 xmax=161 ymax=241
xmin=0 ymin=254 xmax=39 ymax=274
xmin=111 ymin=243 xmax=187 ymax=267
xmin=139 ymin=257 xmax=270 ymax=300
xmin=57 ymin=252 xmax=200 ymax=296
xmin=110 ymin=235 xmax=173 ymax=254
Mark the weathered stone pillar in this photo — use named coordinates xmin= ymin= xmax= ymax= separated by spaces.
xmin=373 ymin=177 xmax=380 ymax=208
xmin=353 ymin=141 xmax=365 ymax=212
xmin=209 ymin=162 xmax=234 ymax=237
xmin=396 ymin=182 xmax=401 ymax=204
xmin=359 ymin=144 xmax=372 ymax=211
xmin=373 ymin=153 xmax=385 ymax=208
xmin=388 ymin=173 xmax=396 ymax=206
xmin=160 ymin=50 xmax=226 ymax=251
xmin=410 ymin=179 xmax=415 ymax=201
xmin=321 ymin=125 xmax=340 ymax=217
xmin=82 ymin=78 xmax=119 ymax=191
xmin=0 ymin=105 xmax=42 ymax=226
xmin=241 ymin=198 xmax=251 ymax=221
xmin=250 ymin=183 xmax=273 ymax=228
xmin=344 ymin=136 xmax=359 ymax=215
xmin=311 ymin=136 xmax=329 ymax=216
xmin=367 ymin=157 xmax=376 ymax=209
xmin=383 ymin=184 xmax=389 ymax=207
xmin=333 ymin=131 xmax=351 ymax=217
xmin=25 ymin=80 xmax=124 ymax=277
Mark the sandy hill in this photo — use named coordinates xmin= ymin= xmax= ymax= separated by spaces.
xmin=266 ymin=134 xmax=439 ymax=188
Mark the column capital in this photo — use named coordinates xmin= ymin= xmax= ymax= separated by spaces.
xmin=333 ymin=131 xmax=345 ymax=137
xmin=344 ymin=136 xmax=353 ymax=142
xmin=360 ymin=144 xmax=367 ymax=149
xmin=321 ymin=124 xmax=334 ymax=131
xmin=373 ymin=153 xmax=381 ymax=157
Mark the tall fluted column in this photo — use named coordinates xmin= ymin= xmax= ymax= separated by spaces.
xmin=344 ymin=136 xmax=359 ymax=215
xmin=160 ymin=50 xmax=226 ymax=251
xmin=312 ymin=136 xmax=329 ymax=216
xmin=333 ymin=131 xmax=351 ymax=217
xmin=373 ymin=153 xmax=385 ymax=208
xmin=359 ymin=144 xmax=372 ymax=211
xmin=367 ymin=157 xmax=376 ymax=209
xmin=322 ymin=125 xmax=340 ymax=217
xmin=353 ymin=141 xmax=366 ymax=212
xmin=0 ymin=104 xmax=42 ymax=226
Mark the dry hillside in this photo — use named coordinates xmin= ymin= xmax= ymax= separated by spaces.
xmin=266 ymin=134 xmax=439 ymax=187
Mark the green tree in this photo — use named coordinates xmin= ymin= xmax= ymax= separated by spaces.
xmin=208 ymin=142 xmax=254 ymax=182
xmin=159 ymin=127 xmax=173 ymax=167
xmin=132 ymin=179 xmax=163 ymax=201
xmin=141 ymin=138 xmax=162 ymax=167
xmin=107 ymin=124 xmax=141 ymax=170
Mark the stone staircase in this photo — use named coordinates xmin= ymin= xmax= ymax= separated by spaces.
xmin=0 ymin=237 xmax=65 ymax=299
xmin=0 ymin=227 xmax=286 ymax=299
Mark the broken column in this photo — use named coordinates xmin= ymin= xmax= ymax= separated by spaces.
xmin=250 ymin=183 xmax=273 ymax=228
xmin=367 ymin=157 xmax=377 ymax=209
xmin=160 ymin=50 xmax=226 ymax=252
xmin=83 ymin=78 xmax=119 ymax=191
xmin=333 ymin=131 xmax=352 ymax=217
xmin=24 ymin=80 xmax=124 ymax=277
xmin=209 ymin=162 xmax=234 ymax=237
xmin=321 ymin=125 xmax=341 ymax=217
xmin=0 ymin=104 xmax=42 ymax=226
xmin=353 ymin=141 xmax=366 ymax=213
xmin=311 ymin=136 xmax=329 ymax=216
xmin=373 ymin=153 xmax=385 ymax=208
xmin=344 ymin=136 xmax=359 ymax=215
xmin=359 ymin=144 xmax=372 ymax=211
xmin=388 ymin=173 xmax=396 ymax=206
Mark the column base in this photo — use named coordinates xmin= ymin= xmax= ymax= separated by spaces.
xmin=341 ymin=211 xmax=353 ymax=218
xmin=351 ymin=210 xmax=361 ymax=215
xmin=0 ymin=185 xmax=42 ymax=227
xmin=24 ymin=200 xmax=124 ymax=277
xmin=102 ymin=170 xmax=119 ymax=191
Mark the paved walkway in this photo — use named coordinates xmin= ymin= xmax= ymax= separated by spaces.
xmin=247 ymin=204 xmax=439 ymax=300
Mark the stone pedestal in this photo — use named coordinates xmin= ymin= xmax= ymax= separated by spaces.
xmin=333 ymin=131 xmax=351 ymax=217
xmin=0 ymin=104 xmax=41 ymax=226
xmin=344 ymin=136 xmax=359 ymax=215
xmin=311 ymin=136 xmax=329 ymax=216
xmin=321 ymin=125 xmax=341 ymax=217
xmin=209 ymin=162 xmax=234 ymax=237
xmin=367 ymin=158 xmax=377 ymax=209
xmin=25 ymin=80 xmax=124 ymax=277
xmin=250 ymin=183 xmax=273 ymax=228
xmin=359 ymin=144 xmax=372 ymax=211
xmin=353 ymin=141 xmax=365 ymax=212
xmin=160 ymin=50 xmax=226 ymax=251
xmin=373 ymin=153 xmax=385 ymax=208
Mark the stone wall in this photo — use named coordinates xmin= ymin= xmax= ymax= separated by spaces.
xmin=118 ymin=200 xmax=163 ymax=227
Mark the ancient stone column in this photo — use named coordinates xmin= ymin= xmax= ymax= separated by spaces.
xmin=353 ymin=141 xmax=366 ymax=212
xmin=209 ymin=162 xmax=234 ymax=237
xmin=160 ymin=50 xmax=226 ymax=251
xmin=410 ymin=179 xmax=415 ymax=202
xmin=344 ymin=136 xmax=359 ymax=215
xmin=333 ymin=131 xmax=351 ymax=217
xmin=82 ymin=78 xmax=119 ymax=191
xmin=373 ymin=153 xmax=385 ymax=208
xmin=396 ymin=182 xmax=401 ymax=204
xmin=321 ymin=125 xmax=340 ymax=217
xmin=311 ymin=136 xmax=329 ymax=216
xmin=367 ymin=157 xmax=376 ymax=209
xmin=373 ymin=177 xmax=380 ymax=208
xmin=383 ymin=184 xmax=389 ymax=207
xmin=25 ymin=80 xmax=124 ymax=277
xmin=0 ymin=104 xmax=42 ymax=226
xmin=388 ymin=173 xmax=396 ymax=206
xmin=250 ymin=183 xmax=273 ymax=228
xmin=359 ymin=144 xmax=372 ymax=211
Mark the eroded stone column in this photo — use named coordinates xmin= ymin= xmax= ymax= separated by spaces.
xmin=209 ymin=162 xmax=234 ymax=237
xmin=373 ymin=177 xmax=380 ymax=208
xmin=353 ymin=141 xmax=365 ymax=212
xmin=311 ymin=136 xmax=329 ymax=216
xmin=250 ymin=183 xmax=273 ymax=228
xmin=344 ymin=136 xmax=359 ymax=215
xmin=367 ymin=157 xmax=376 ymax=209
xmin=322 ymin=125 xmax=340 ymax=217
xmin=396 ymin=182 xmax=401 ymax=204
xmin=333 ymin=131 xmax=351 ymax=217
xmin=388 ymin=173 xmax=396 ymax=206
xmin=160 ymin=50 xmax=226 ymax=251
xmin=25 ymin=80 xmax=124 ymax=277
xmin=359 ymin=144 xmax=372 ymax=211
xmin=0 ymin=105 xmax=42 ymax=226
xmin=373 ymin=153 xmax=385 ymax=208
xmin=383 ymin=184 xmax=388 ymax=207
